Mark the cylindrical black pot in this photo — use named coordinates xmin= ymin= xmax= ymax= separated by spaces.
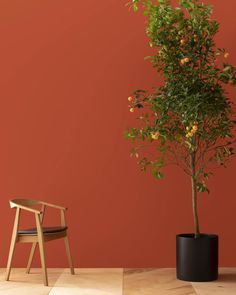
xmin=176 ymin=233 xmax=218 ymax=282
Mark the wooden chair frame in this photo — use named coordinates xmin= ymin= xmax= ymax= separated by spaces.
xmin=5 ymin=199 xmax=75 ymax=286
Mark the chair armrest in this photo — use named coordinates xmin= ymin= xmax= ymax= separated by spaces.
xmin=40 ymin=201 xmax=67 ymax=211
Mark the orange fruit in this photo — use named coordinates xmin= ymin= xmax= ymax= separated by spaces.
xmin=224 ymin=53 xmax=229 ymax=59
xmin=151 ymin=132 xmax=160 ymax=140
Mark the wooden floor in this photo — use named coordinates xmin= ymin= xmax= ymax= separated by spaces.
xmin=0 ymin=268 xmax=235 ymax=294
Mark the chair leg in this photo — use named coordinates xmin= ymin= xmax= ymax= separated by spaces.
xmin=64 ymin=236 xmax=75 ymax=275
xmin=5 ymin=235 xmax=18 ymax=281
xmin=5 ymin=208 xmax=20 ymax=281
xmin=38 ymin=237 xmax=48 ymax=286
xmin=27 ymin=204 xmax=45 ymax=274
xmin=26 ymin=242 xmax=37 ymax=274
xmin=35 ymin=214 xmax=48 ymax=286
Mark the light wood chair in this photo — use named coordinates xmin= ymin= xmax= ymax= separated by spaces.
xmin=5 ymin=199 xmax=75 ymax=286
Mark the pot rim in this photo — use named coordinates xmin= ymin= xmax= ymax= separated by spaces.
xmin=177 ymin=233 xmax=218 ymax=239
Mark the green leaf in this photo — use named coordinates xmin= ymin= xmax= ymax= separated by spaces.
xmin=197 ymin=182 xmax=210 ymax=194
xmin=157 ymin=145 xmax=168 ymax=154
xmin=180 ymin=0 xmax=195 ymax=9
xmin=152 ymin=169 xmax=164 ymax=180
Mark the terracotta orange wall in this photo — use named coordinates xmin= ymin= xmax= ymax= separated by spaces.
xmin=0 ymin=0 xmax=235 ymax=268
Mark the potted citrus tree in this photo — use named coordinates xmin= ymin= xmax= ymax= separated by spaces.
xmin=125 ymin=0 xmax=236 ymax=282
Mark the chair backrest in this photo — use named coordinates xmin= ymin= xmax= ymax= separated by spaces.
xmin=10 ymin=199 xmax=41 ymax=209
xmin=9 ymin=199 xmax=44 ymax=215
xmin=9 ymin=198 xmax=67 ymax=217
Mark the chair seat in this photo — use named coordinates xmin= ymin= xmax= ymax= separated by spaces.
xmin=18 ymin=226 xmax=68 ymax=235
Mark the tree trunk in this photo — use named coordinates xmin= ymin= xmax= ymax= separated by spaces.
xmin=190 ymin=152 xmax=200 ymax=238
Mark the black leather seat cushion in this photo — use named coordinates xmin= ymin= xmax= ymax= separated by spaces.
xmin=18 ymin=226 xmax=68 ymax=235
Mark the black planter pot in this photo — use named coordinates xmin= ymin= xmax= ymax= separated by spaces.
xmin=176 ymin=233 xmax=218 ymax=282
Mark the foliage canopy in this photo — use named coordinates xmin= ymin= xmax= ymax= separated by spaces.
xmin=125 ymin=0 xmax=236 ymax=235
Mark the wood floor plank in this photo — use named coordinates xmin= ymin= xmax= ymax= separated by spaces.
xmin=192 ymin=268 xmax=236 ymax=295
xmin=48 ymin=268 xmax=123 ymax=295
xmin=0 ymin=268 xmax=64 ymax=294
xmin=123 ymin=268 xmax=197 ymax=295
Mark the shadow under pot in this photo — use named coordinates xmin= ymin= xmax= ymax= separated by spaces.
xmin=176 ymin=233 xmax=218 ymax=282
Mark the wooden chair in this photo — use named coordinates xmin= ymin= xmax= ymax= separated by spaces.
xmin=5 ymin=199 xmax=75 ymax=286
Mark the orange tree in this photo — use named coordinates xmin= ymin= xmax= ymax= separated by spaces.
xmin=125 ymin=0 xmax=236 ymax=237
